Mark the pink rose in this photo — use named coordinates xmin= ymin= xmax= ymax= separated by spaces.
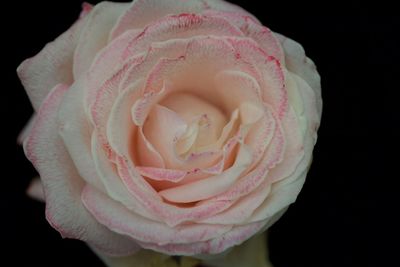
xmin=18 ymin=0 xmax=321 ymax=265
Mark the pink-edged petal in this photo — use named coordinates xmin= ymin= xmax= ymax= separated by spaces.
xmin=23 ymin=84 xmax=138 ymax=256
xmin=89 ymin=55 xmax=143 ymax=158
xmin=26 ymin=177 xmax=45 ymax=202
xmin=58 ymin=78 xmax=105 ymax=192
xmin=116 ymin=154 xmax=235 ymax=226
xmin=200 ymin=182 xmax=271 ymax=224
xmin=246 ymin=107 xmax=276 ymax=169
xmin=17 ymin=8 xmax=89 ymax=111
xmin=73 ymin=2 xmax=129 ymax=79
xmin=85 ymin=29 xmax=141 ymax=105
xmin=229 ymin=38 xmax=288 ymax=118
xmin=139 ymin=221 xmax=265 ymax=255
xmin=203 ymin=10 xmax=284 ymax=62
xmin=122 ymin=13 xmax=244 ymax=60
xmin=91 ymin=133 xmax=159 ymax=221
xmin=122 ymin=36 xmax=259 ymax=104
xmin=131 ymin=81 xmax=169 ymax=126
xmin=82 ymin=185 xmax=232 ymax=245
xmin=79 ymin=2 xmax=93 ymax=18
xmin=17 ymin=114 xmax=36 ymax=145
xmin=136 ymin=167 xmax=187 ymax=182
xmin=110 ymin=0 xmax=253 ymax=40
xmin=105 ymin=79 xmax=142 ymax=155
xmin=159 ymin=144 xmax=253 ymax=203
xmin=118 ymin=40 xmax=188 ymax=92
xmin=275 ymin=33 xmax=322 ymax=116
xmin=266 ymin=107 xmax=305 ymax=183
xmin=105 ymin=77 xmax=166 ymax=169
xmin=110 ymin=0 xmax=205 ymax=39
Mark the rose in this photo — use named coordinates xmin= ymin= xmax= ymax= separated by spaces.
xmin=18 ymin=0 xmax=322 ymax=266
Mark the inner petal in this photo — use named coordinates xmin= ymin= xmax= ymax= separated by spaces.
xmin=143 ymin=104 xmax=187 ymax=167
xmin=160 ymin=92 xmax=228 ymax=152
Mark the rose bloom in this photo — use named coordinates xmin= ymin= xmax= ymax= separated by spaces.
xmin=17 ymin=0 xmax=321 ymax=266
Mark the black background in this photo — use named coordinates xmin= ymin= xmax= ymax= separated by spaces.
xmin=2 ymin=0 xmax=398 ymax=266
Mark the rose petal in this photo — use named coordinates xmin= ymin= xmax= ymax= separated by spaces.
xmin=131 ymin=81 xmax=169 ymax=127
xmin=266 ymin=107 xmax=305 ymax=183
xmin=58 ymin=78 xmax=106 ymax=192
xmin=159 ymin=143 xmax=253 ymax=203
xmin=245 ymin=107 xmax=276 ymax=169
xmin=110 ymin=0 xmax=253 ymax=40
xmin=139 ymin=221 xmax=265 ymax=255
xmin=23 ymin=84 xmax=139 ymax=256
xmin=90 ymin=55 xmax=144 ymax=158
xmin=136 ymin=167 xmax=187 ymax=183
xmin=136 ymin=127 xmax=165 ymax=168
xmin=249 ymin=171 xmax=307 ymax=223
xmin=17 ymin=8 xmax=88 ymax=111
xmin=122 ymin=13 xmax=244 ymax=60
xmin=291 ymin=72 xmax=321 ymax=139
xmin=203 ymin=10 xmax=284 ymax=62
xmin=275 ymin=33 xmax=322 ymax=116
xmin=199 ymin=182 xmax=271 ymax=224
xmin=91 ymin=133 xmax=159 ymax=221
xmin=85 ymin=29 xmax=141 ymax=107
xmin=202 ymin=106 xmax=284 ymax=203
xmin=73 ymin=2 xmax=129 ymax=79
xmin=82 ymin=185 xmax=232 ymax=245
xmin=143 ymin=104 xmax=187 ymax=166
xmin=116 ymin=154 xmax=235 ymax=226
xmin=214 ymin=70 xmax=261 ymax=113
xmin=229 ymin=38 xmax=288 ymax=118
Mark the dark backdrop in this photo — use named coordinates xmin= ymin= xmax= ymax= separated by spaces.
xmin=2 ymin=0 xmax=398 ymax=266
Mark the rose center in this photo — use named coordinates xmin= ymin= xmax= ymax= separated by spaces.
xmin=160 ymin=92 xmax=228 ymax=156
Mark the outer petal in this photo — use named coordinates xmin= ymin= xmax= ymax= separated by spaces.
xmin=275 ymin=33 xmax=322 ymax=116
xmin=91 ymin=133 xmax=159 ymax=221
xmin=82 ymin=185 xmax=232 ymax=245
xmin=17 ymin=8 xmax=89 ymax=111
xmin=73 ymin=2 xmax=129 ymax=79
xmin=58 ymin=78 xmax=106 ymax=191
xmin=139 ymin=221 xmax=265 ymax=255
xmin=199 ymin=182 xmax=271 ymax=224
xmin=250 ymin=171 xmax=307 ymax=223
xmin=23 ymin=84 xmax=139 ymax=256
xmin=291 ymin=72 xmax=321 ymax=139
